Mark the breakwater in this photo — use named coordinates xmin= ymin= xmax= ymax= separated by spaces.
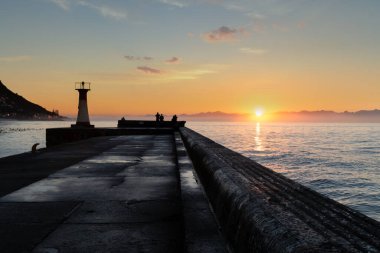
xmin=180 ymin=127 xmax=380 ymax=253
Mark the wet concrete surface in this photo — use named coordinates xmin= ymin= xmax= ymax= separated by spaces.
xmin=0 ymin=134 xmax=226 ymax=252
xmin=0 ymin=136 xmax=127 ymax=197
xmin=174 ymin=132 xmax=229 ymax=253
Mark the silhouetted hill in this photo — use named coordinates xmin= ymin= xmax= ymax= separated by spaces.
xmin=0 ymin=80 xmax=63 ymax=120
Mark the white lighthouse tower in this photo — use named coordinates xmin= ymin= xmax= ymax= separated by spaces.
xmin=71 ymin=81 xmax=94 ymax=128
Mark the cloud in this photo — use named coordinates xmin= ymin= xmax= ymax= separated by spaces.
xmin=157 ymin=0 xmax=187 ymax=8
xmin=137 ymin=66 xmax=162 ymax=74
xmin=125 ymin=55 xmax=136 ymax=60
xmin=170 ymin=69 xmax=216 ymax=80
xmin=125 ymin=55 xmax=154 ymax=61
xmin=222 ymin=3 xmax=245 ymax=12
xmin=47 ymin=0 xmax=127 ymax=20
xmin=0 ymin=55 xmax=32 ymax=62
xmin=240 ymin=48 xmax=268 ymax=55
xmin=165 ymin=57 xmax=180 ymax=64
xmin=49 ymin=0 xmax=70 ymax=10
xmin=202 ymin=26 xmax=247 ymax=43
xmin=78 ymin=1 xmax=127 ymax=20
xmin=125 ymin=55 xmax=179 ymax=63
xmin=245 ymin=12 xmax=266 ymax=20
xmin=168 ymin=64 xmax=227 ymax=80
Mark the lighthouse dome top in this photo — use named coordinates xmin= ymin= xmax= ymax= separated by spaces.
xmin=75 ymin=81 xmax=91 ymax=90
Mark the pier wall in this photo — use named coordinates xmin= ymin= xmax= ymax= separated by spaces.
xmin=180 ymin=127 xmax=380 ymax=253
xmin=117 ymin=120 xmax=185 ymax=128
xmin=46 ymin=128 xmax=174 ymax=147
xmin=47 ymin=120 xmax=186 ymax=147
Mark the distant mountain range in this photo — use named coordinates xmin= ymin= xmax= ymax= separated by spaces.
xmin=178 ymin=110 xmax=380 ymax=122
xmin=178 ymin=111 xmax=250 ymax=121
xmin=272 ymin=110 xmax=380 ymax=123
xmin=0 ymin=80 xmax=64 ymax=120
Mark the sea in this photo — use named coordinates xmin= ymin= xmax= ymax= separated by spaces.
xmin=0 ymin=119 xmax=379 ymax=222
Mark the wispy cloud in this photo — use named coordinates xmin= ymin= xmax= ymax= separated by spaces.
xmin=49 ymin=0 xmax=70 ymax=10
xmin=137 ymin=66 xmax=162 ymax=74
xmin=169 ymin=69 xmax=216 ymax=80
xmin=240 ymin=47 xmax=268 ymax=55
xmin=77 ymin=1 xmax=127 ymax=20
xmin=165 ymin=57 xmax=180 ymax=64
xmin=0 ymin=55 xmax=32 ymax=62
xmin=245 ymin=12 xmax=266 ymax=20
xmin=168 ymin=64 xmax=227 ymax=80
xmin=202 ymin=26 xmax=247 ymax=43
xmin=222 ymin=2 xmax=245 ymax=12
xmin=217 ymin=2 xmax=267 ymax=21
xmin=125 ymin=55 xmax=154 ymax=61
xmin=157 ymin=0 xmax=187 ymax=8
xmin=47 ymin=0 xmax=127 ymax=20
xmin=125 ymin=56 xmax=136 ymax=60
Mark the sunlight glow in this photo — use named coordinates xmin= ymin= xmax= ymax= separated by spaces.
xmin=255 ymin=108 xmax=264 ymax=117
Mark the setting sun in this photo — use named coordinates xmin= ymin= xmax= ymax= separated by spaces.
xmin=255 ymin=108 xmax=264 ymax=117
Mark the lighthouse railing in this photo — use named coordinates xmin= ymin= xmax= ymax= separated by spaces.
xmin=75 ymin=82 xmax=91 ymax=90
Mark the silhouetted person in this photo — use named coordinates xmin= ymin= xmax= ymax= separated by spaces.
xmin=171 ymin=114 xmax=177 ymax=122
xmin=155 ymin=112 xmax=160 ymax=122
xmin=121 ymin=117 xmax=126 ymax=121
xmin=159 ymin=114 xmax=164 ymax=122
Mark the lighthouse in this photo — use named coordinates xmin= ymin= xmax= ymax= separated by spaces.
xmin=71 ymin=81 xmax=94 ymax=128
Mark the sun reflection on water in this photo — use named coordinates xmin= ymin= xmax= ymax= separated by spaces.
xmin=254 ymin=122 xmax=263 ymax=151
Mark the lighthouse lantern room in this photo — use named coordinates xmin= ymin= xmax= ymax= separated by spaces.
xmin=71 ymin=81 xmax=94 ymax=128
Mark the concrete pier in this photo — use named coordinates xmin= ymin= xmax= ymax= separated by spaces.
xmin=1 ymin=126 xmax=380 ymax=252
xmin=0 ymin=133 xmax=227 ymax=252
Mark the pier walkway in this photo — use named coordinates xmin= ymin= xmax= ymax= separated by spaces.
xmin=0 ymin=134 xmax=227 ymax=253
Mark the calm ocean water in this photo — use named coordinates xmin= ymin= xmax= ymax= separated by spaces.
xmin=0 ymin=120 xmax=379 ymax=221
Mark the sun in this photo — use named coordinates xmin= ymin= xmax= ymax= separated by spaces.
xmin=255 ymin=108 xmax=264 ymax=117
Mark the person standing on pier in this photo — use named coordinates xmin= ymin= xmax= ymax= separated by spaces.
xmin=171 ymin=115 xmax=177 ymax=122
xmin=155 ymin=112 xmax=160 ymax=122
xmin=159 ymin=114 xmax=164 ymax=122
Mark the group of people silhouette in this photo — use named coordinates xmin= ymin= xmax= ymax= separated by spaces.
xmin=155 ymin=112 xmax=177 ymax=122
xmin=155 ymin=112 xmax=164 ymax=122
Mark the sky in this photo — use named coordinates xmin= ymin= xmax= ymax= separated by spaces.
xmin=1 ymin=0 xmax=380 ymax=117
